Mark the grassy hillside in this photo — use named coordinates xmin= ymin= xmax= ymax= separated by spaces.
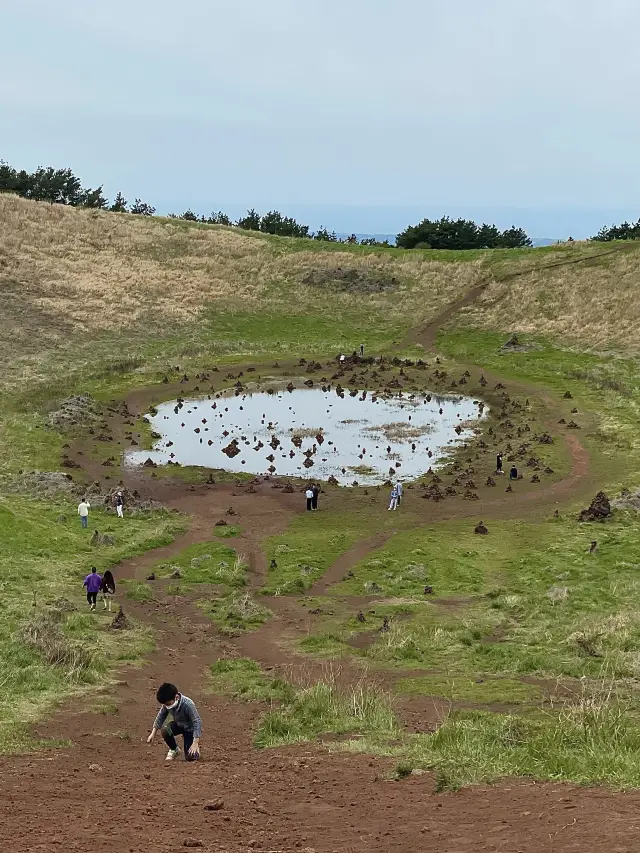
xmin=3 ymin=194 xmax=640 ymax=405
xmin=459 ymin=243 xmax=640 ymax=353
xmin=0 ymin=194 xmax=483 ymax=393
xmin=4 ymin=192 xmax=640 ymax=786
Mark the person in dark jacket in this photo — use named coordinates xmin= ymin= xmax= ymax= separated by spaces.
xmin=311 ymin=484 xmax=320 ymax=511
xmin=101 ymin=569 xmax=116 ymax=612
xmin=510 ymin=465 xmax=518 ymax=481
xmin=147 ymin=683 xmax=202 ymax=762
xmin=115 ymin=491 xmax=124 ymax=518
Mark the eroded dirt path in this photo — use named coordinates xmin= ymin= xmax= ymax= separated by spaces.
xmin=2 ymin=283 xmax=626 ymax=853
xmin=5 ymin=482 xmax=640 ymax=853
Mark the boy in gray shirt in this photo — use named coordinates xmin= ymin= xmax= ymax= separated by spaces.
xmin=147 ymin=682 xmax=202 ymax=761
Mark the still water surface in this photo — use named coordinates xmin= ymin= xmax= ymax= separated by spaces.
xmin=127 ymin=387 xmax=486 ymax=485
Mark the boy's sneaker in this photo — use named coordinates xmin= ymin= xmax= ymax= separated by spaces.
xmin=165 ymin=747 xmax=181 ymax=761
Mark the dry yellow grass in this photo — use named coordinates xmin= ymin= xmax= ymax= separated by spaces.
xmin=0 ymin=194 xmax=271 ymax=330
xmin=2 ymin=193 xmax=640 ymax=397
xmin=0 ymin=194 xmax=486 ymax=394
xmin=461 ymin=246 xmax=640 ymax=354
xmin=0 ymin=194 xmax=484 ymax=333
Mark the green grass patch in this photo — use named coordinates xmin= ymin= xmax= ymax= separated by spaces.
xmin=214 ymin=524 xmax=241 ymax=538
xmin=154 ymin=540 xmax=245 ymax=586
xmin=299 ymin=632 xmax=352 ymax=656
xmin=396 ymin=675 xmax=542 ymax=705
xmin=201 ymin=592 xmax=271 ymax=634
xmin=121 ymin=579 xmax=153 ymax=603
xmin=320 ymin=514 xmax=640 ymax=681
xmin=389 ymin=700 xmax=640 ymax=790
xmin=263 ymin=510 xmax=371 ymax=595
xmin=255 ymin=679 xmax=398 ymax=748
xmin=0 ymin=495 xmax=182 ymax=752
xmin=209 ymin=657 xmax=294 ymax=703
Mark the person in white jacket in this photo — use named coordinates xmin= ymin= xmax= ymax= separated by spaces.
xmin=78 ymin=499 xmax=91 ymax=529
xmin=396 ymin=481 xmax=404 ymax=506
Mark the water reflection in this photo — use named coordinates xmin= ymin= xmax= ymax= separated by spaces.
xmin=127 ymin=388 xmax=486 ymax=485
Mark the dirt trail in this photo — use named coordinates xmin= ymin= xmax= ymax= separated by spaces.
xmin=413 ymin=245 xmax=623 ymax=353
xmin=1 ymin=272 xmax=624 ymax=852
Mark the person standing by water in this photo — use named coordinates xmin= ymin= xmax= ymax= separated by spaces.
xmin=83 ymin=566 xmax=102 ymax=611
xmin=311 ymin=484 xmax=320 ymax=511
xmin=396 ymin=480 xmax=404 ymax=506
xmin=388 ymin=484 xmax=399 ymax=511
xmin=305 ymin=487 xmax=314 ymax=511
xmin=78 ymin=499 xmax=91 ymax=529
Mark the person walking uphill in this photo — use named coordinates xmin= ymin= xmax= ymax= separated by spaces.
xmin=78 ymin=499 xmax=90 ymax=528
xmin=147 ymin=683 xmax=202 ymax=762
xmin=83 ymin=566 xmax=102 ymax=611
xmin=101 ymin=569 xmax=116 ymax=612
xmin=305 ymin=487 xmax=314 ymax=511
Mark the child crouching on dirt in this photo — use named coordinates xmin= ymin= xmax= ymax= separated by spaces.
xmin=147 ymin=683 xmax=202 ymax=761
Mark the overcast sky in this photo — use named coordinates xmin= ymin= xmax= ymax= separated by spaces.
xmin=2 ymin=0 xmax=639 ymax=236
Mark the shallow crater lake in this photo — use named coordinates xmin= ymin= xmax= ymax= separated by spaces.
xmin=127 ymin=387 xmax=486 ymax=485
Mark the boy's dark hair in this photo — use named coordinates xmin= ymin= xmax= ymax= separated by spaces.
xmin=157 ymin=682 xmax=179 ymax=704
xmin=91 ymin=566 xmax=97 ymax=574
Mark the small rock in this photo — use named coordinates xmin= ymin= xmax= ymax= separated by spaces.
xmin=204 ymin=799 xmax=224 ymax=811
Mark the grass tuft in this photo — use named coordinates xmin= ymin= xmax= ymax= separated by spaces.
xmin=255 ymin=675 xmax=398 ymax=748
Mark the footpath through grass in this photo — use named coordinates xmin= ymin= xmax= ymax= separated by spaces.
xmin=0 ymin=496 xmax=184 ymax=752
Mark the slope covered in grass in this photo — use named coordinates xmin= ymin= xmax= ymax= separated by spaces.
xmin=0 ymin=496 xmax=184 ymax=751
xmin=0 ymin=194 xmax=484 ymax=395
xmin=458 ymin=242 xmax=640 ymax=354
xmin=3 ymin=194 xmax=640 ymax=406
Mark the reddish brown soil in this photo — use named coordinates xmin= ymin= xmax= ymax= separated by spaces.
xmin=2 ymin=290 xmax=631 ymax=852
xmin=3 ymin=470 xmax=637 ymax=853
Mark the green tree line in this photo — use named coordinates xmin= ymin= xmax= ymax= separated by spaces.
xmin=395 ymin=217 xmax=532 ymax=249
xmin=0 ymin=156 xmax=555 ymax=249
xmin=591 ymin=219 xmax=640 ymax=242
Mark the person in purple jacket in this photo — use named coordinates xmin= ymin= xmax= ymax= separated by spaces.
xmin=83 ymin=566 xmax=102 ymax=611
